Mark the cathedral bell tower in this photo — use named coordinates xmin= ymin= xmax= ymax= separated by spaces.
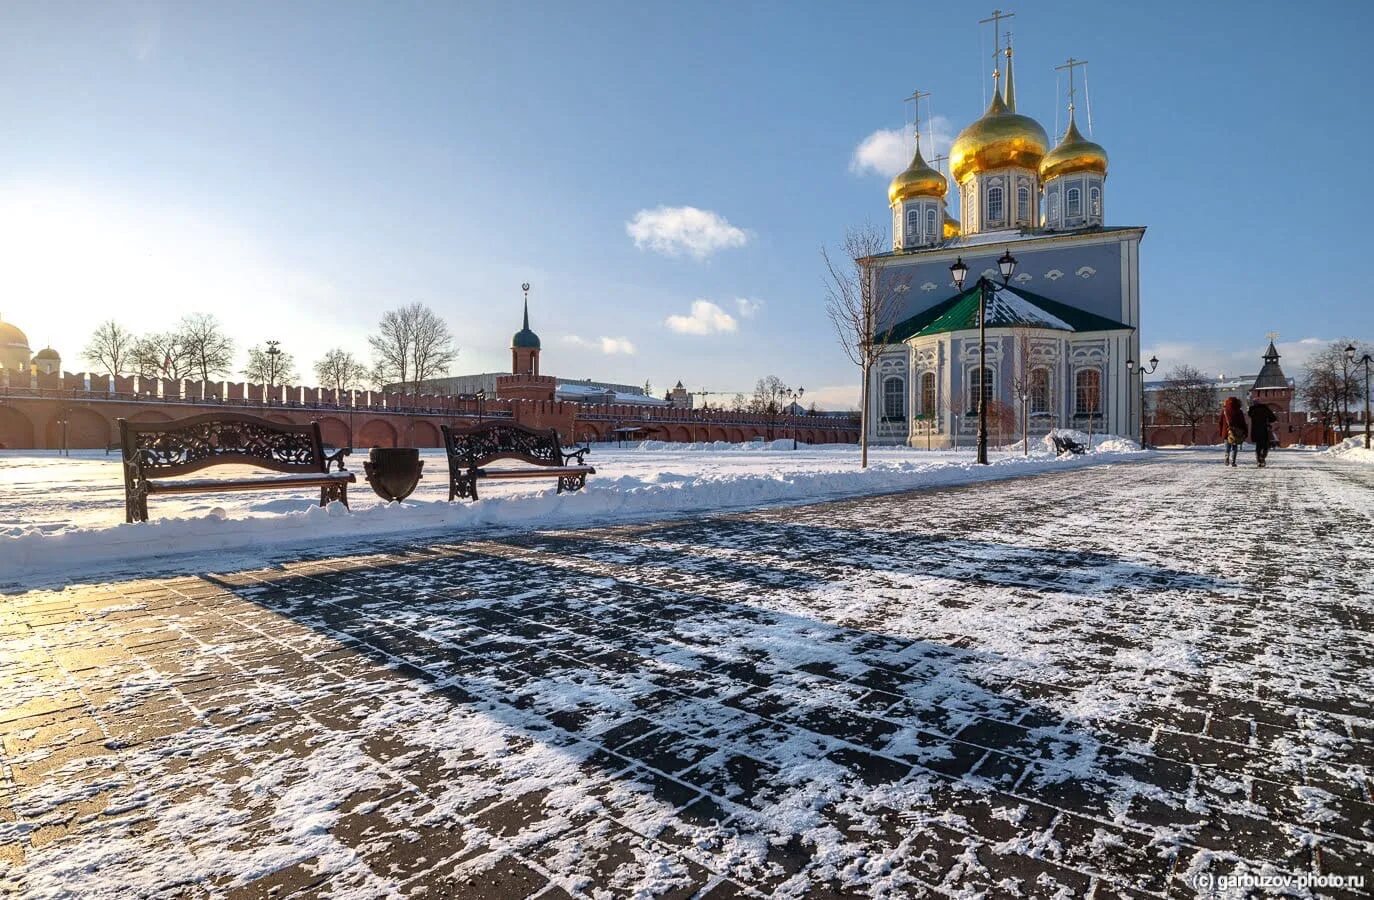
xmin=889 ymin=92 xmax=949 ymax=251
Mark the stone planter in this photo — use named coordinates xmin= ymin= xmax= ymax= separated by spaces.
xmin=363 ymin=447 xmax=424 ymax=502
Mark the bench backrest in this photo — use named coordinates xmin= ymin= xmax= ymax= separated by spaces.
xmin=441 ymin=422 xmax=562 ymax=469
xmin=118 ymin=413 xmax=328 ymax=478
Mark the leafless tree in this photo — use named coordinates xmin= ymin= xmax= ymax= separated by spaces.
xmin=1156 ymin=364 xmax=1219 ymax=445
xmin=988 ymin=398 xmax=1017 ymax=449
xmin=177 ymin=314 xmax=235 ymax=383
xmin=132 ymin=332 xmax=192 ymax=380
xmin=243 ymin=343 xmax=297 ymax=385
xmin=314 ymin=348 xmax=370 ymax=393
xmin=730 ymin=392 xmax=748 ymax=412
xmin=369 ymin=303 xmax=458 ymax=394
xmin=83 ymin=320 xmax=135 ymax=377
xmin=1304 ymin=340 xmax=1370 ymax=442
xmin=1080 ymin=371 xmax=1102 ymax=449
xmin=1008 ymin=326 xmax=1036 ymax=455
xmin=823 ymin=225 xmax=910 ymax=468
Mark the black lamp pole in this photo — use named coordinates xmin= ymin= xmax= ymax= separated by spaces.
xmin=476 ymin=389 xmax=485 ymax=425
xmin=1126 ymin=355 xmax=1159 ymax=449
xmin=950 ymin=250 xmax=1017 ymax=465
xmin=1360 ymin=352 xmax=1372 ymax=450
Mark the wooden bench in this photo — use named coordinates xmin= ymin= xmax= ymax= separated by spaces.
xmin=441 ymin=422 xmax=593 ymax=501
xmin=118 ymin=413 xmax=354 ymax=523
xmin=1051 ymin=434 xmax=1087 ymax=455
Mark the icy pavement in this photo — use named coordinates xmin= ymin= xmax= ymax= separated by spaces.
xmin=1 ymin=450 xmax=1371 ymax=898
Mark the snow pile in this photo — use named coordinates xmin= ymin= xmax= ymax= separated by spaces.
xmin=1321 ymin=435 xmax=1374 ymax=465
xmin=0 ymin=445 xmax=1147 ymax=587
xmin=1041 ymin=429 xmax=1142 ymax=454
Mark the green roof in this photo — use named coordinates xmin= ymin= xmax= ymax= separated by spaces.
xmin=883 ymin=282 xmax=1132 ymax=342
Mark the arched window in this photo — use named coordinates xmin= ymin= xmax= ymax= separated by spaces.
xmin=883 ymin=377 xmax=906 ymax=420
xmin=926 ymin=208 xmax=938 ymax=241
xmin=968 ymin=366 xmax=993 ymax=413
xmin=893 ymin=208 xmax=901 ymax=243
xmin=1017 ymin=186 xmax=1031 ymax=223
xmin=987 ymin=185 xmax=1004 ymax=223
xmin=1089 ymin=185 xmax=1101 ymax=217
xmin=1048 ymin=191 xmax=1060 ymax=224
xmin=921 ymin=371 xmax=936 ymax=415
xmin=905 ymin=209 xmax=919 ymax=245
xmin=1066 ymin=186 xmax=1082 ymax=218
xmin=1075 ymin=368 xmax=1101 ymax=416
xmin=1029 ymin=367 xmax=1050 ymax=414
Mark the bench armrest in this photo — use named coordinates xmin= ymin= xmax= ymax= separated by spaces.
xmin=324 ymin=447 xmax=352 ymax=472
xmin=561 ymin=445 xmax=590 ymax=465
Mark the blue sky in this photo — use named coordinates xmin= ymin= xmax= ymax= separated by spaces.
xmin=1 ymin=0 xmax=1370 ymax=408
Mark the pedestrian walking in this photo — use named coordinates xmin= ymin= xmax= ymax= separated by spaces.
xmin=1219 ymin=397 xmax=1247 ymax=467
xmin=1249 ymin=400 xmax=1276 ymax=467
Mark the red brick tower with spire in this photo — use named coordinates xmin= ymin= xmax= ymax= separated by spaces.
xmin=495 ymin=283 xmax=556 ymax=401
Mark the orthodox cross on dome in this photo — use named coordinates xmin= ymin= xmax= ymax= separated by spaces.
xmin=904 ymin=89 xmax=931 ymax=148
xmin=979 ymin=9 xmax=1014 ymax=82
xmin=1055 ymin=56 xmax=1088 ymax=114
xmin=1266 ymin=330 xmax=1280 ymax=343
xmin=931 ymin=153 xmax=949 ymax=176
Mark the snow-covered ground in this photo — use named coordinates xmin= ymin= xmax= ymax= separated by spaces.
xmin=1323 ymin=435 xmax=1374 ymax=466
xmin=0 ymin=439 xmax=1145 ymax=587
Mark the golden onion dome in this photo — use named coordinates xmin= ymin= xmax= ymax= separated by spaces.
xmin=949 ymin=90 xmax=1050 ymax=183
xmin=887 ymin=141 xmax=948 ymax=205
xmin=943 ymin=212 xmax=961 ymax=239
xmin=0 ymin=319 xmax=30 ymax=350
xmin=1039 ymin=114 xmax=1108 ymax=181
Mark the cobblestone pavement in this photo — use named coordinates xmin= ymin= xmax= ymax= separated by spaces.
xmin=2 ymin=451 xmax=1371 ymax=898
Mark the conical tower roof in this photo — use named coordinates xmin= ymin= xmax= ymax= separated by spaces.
xmin=1252 ymin=341 xmax=1288 ymax=390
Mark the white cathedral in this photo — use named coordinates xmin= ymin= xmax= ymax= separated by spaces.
xmin=866 ymin=42 xmax=1142 ymax=448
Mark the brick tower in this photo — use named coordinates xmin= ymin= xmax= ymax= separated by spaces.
xmin=496 ymin=282 xmax=556 ymax=401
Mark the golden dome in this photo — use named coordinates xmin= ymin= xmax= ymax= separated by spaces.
xmin=1039 ymin=114 xmax=1108 ymax=181
xmin=943 ymin=212 xmax=961 ymax=239
xmin=949 ymin=90 xmax=1050 ymax=183
xmin=888 ymin=141 xmax=948 ymax=205
xmin=0 ymin=319 xmax=30 ymax=350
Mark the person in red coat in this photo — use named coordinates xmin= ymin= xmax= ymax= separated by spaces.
xmin=1219 ymin=396 xmax=1248 ymax=467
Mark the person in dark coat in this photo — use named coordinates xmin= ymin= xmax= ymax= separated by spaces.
xmin=1249 ymin=401 xmax=1277 ymax=467
xmin=1219 ymin=397 xmax=1247 ymax=467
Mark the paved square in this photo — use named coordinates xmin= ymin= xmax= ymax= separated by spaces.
xmin=2 ymin=452 xmax=1371 ymax=898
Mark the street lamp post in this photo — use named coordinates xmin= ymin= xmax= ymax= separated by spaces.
xmin=1126 ymin=355 xmax=1159 ymax=449
xmin=265 ymin=340 xmax=281 ymax=402
xmin=782 ymin=386 xmax=805 ymax=449
xmin=476 ymin=389 xmax=486 ymax=425
xmin=950 ymin=250 xmax=1017 ymax=465
xmin=1343 ymin=344 xmax=1356 ymax=439
xmin=1357 ymin=351 xmax=1372 ymax=450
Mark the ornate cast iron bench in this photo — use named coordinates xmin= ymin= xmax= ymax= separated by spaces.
xmin=440 ymin=422 xmax=593 ymax=501
xmin=1051 ymin=434 xmax=1087 ymax=455
xmin=118 ymin=413 xmax=354 ymax=523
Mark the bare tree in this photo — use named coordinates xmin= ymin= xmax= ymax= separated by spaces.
xmin=823 ymin=225 xmax=910 ymax=468
xmin=314 ymin=348 xmax=369 ymax=393
xmin=243 ymin=343 xmax=297 ymax=385
xmin=1080 ymin=371 xmax=1102 ymax=449
xmin=177 ymin=313 xmax=234 ymax=382
xmin=749 ymin=375 xmax=788 ymax=414
xmin=988 ymin=398 xmax=1017 ymax=449
xmin=730 ymin=392 xmax=747 ymax=412
xmin=1009 ymin=326 xmax=1036 ymax=455
xmin=132 ymin=332 xmax=192 ymax=380
xmin=1156 ymin=365 xmax=1219 ymax=445
xmin=369 ymin=303 xmax=458 ymax=394
xmin=83 ymin=320 xmax=135 ymax=377
xmin=1304 ymin=341 xmax=1370 ymax=442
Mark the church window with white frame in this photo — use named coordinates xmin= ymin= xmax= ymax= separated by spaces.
xmin=1089 ymin=185 xmax=1101 ymax=217
xmin=1048 ymin=190 xmax=1060 ymax=224
xmin=905 ymin=209 xmax=918 ymax=245
xmin=1075 ymin=368 xmax=1101 ymax=416
xmin=882 ymin=377 xmax=906 ymax=420
xmin=1017 ymin=186 xmax=1030 ymax=223
xmin=926 ymin=208 xmax=937 ymax=241
xmin=1029 ymin=367 xmax=1051 ymax=414
xmin=987 ymin=185 xmax=1004 ymax=224
xmin=920 ymin=371 xmax=936 ymax=416
xmin=1067 ymin=186 xmax=1082 ymax=218
xmin=968 ymin=366 xmax=993 ymax=414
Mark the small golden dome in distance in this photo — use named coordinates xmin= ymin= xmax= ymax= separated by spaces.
xmin=888 ymin=143 xmax=949 ymax=205
xmin=943 ymin=212 xmax=961 ymax=239
xmin=949 ymin=90 xmax=1050 ymax=183
xmin=1039 ymin=115 xmax=1108 ymax=181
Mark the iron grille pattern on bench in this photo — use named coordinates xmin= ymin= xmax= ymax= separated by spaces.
xmin=441 ymin=422 xmax=593 ymax=501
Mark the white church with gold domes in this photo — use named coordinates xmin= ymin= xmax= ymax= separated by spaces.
xmin=867 ymin=35 xmax=1142 ymax=449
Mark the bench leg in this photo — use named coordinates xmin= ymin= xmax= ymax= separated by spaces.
xmin=557 ymin=473 xmax=587 ymax=494
xmin=320 ymin=482 xmax=348 ymax=508
xmin=449 ymin=474 xmax=478 ymax=502
xmin=125 ymin=484 xmax=149 ymax=523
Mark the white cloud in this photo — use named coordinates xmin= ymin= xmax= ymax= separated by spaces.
xmin=626 ymin=206 xmax=749 ymax=259
xmin=665 ymin=300 xmax=738 ymax=336
xmin=735 ymin=298 xmax=763 ymax=319
xmin=850 ymin=115 xmax=956 ymax=178
xmin=562 ymin=335 xmax=637 ymax=355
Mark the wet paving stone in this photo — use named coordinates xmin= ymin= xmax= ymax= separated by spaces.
xmin=2 ymin=452 xmax=1372 ymax=897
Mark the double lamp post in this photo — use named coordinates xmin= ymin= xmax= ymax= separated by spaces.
xmin=949 ymin=250 xmax=1018 ymax=465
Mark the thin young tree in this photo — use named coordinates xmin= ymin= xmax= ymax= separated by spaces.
xmin=823 ymin=225 xmax=910 ymax=468
xmin=1156 ymin=364 xmax=1219 ymax=445
xmin=83 ymin=320 xmax=135 ymax=377
xmin=1009 ymin=326 xmax=1036 ymax=455
xmin=314 ymin=348 xmax=369 ymax=393
xmin=243 ymin=343 xmax=297 ymax=385
xmin=177 ymin=313 xmax=235 ymax=383
xmin=370 ymin=303 xmax=458 ymax=394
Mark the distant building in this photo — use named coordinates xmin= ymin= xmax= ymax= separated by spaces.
xmin=0 ymin=317 xmax=61 ymax=379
